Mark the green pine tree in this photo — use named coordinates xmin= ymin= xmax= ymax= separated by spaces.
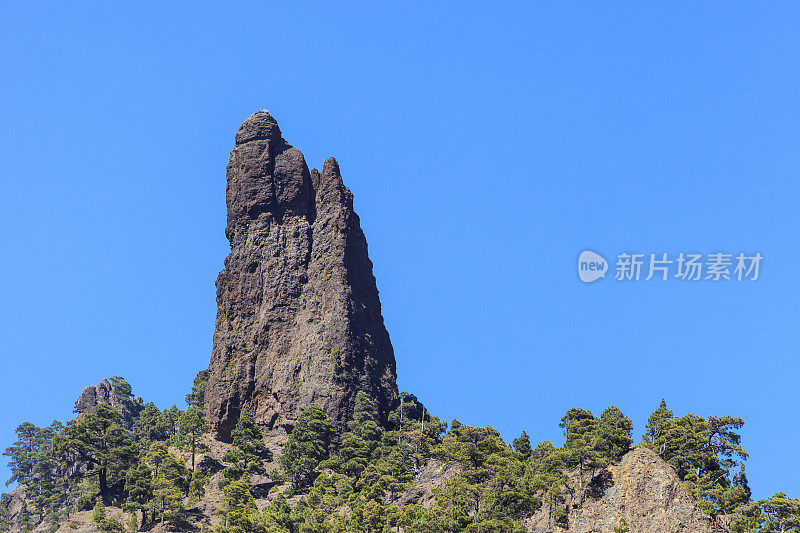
xmin=279 ymin=403 xmax=333 ymax=489
xmin=529 ymin=441 xmax=568 ymax=529
xmin=594 ymin=406 xmax=633 ymax=467
xmin=159 ymin=406 xmax=181 ymax=440
xmin=3 ymin=420 xmax=69 ymax=522
xmin=124 ymin=462 xmax=153 ymax=527
xmin=92 ymin=500 xmax=106 ymax=525
xmin=643 ymin=399 xmax=674 ymax=445
xmin=186 ymin=369 xmax=210 ymax=410
xmin=326 ymin=391 xmax=383 ymax=478
xmin=559 ymin=407 xmax=598 ymax=491
xmin=0 ymin=495 xmax=12 ymax=533
xmin=53 ymin=403 xmax=138 ymax=504
xmin=512 ymin=431 xmax=533 ymax=460
xmin=132 ymin=403 xmax=170 ymax=443
xmin=759 ymin=492 xmax=800 ymax=533
xmin=214 ymin=474 xmax=256 ymax=531
xmin=222 ymin=406 xmax=272 ymax=484
xmin=108 ymin=377 xmax=143 ymax=428
xmin=177 ymin=405 xmax=207 ymax=472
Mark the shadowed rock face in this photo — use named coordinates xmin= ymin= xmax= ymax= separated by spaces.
xmin=204 ymin=111 xmax=398 ymax=440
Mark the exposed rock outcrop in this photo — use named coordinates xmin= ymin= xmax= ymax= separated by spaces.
xmin=204 ymin=111 xmax=399 ymax=440
xmin=526 ymin=446 xmax=725 ymax=533
xmin=73 ymin=379 xmax=115 ymax=417
xmin=1 ymin=486 xmax=30 ymax=533
xmin=394 ymin=459 xmax=462 ymax=508
xmin=73 ymin=378 xmax=142 ymax=425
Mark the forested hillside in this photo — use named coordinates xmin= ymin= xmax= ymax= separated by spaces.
xmin=1 ymin=374 xmax=797 ymax=532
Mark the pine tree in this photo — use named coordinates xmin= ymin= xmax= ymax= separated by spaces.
xmin=188 ymin=469 xmax=210 ymax=504
xmin=144 ymin=441 xmax=170 ymax=480
xmin=559 ymin=407 xmax=597 ymax=490
xmin=279 ymin=403 xmax=334 ymax=488
xmin=214 ymin=474 xmax=256 ymax=531
xmin=143 ymin=441 xmax=186 ymax=524
xmin=529 ymin=441 xmax=568 ymax=529
xmin=708 ymin=416 xmax=749 ymax=471
xmin=132 ymin=403 xmax=169 ymax=443
xmin=108 ymin=377 xmax=143 ymax=428
xmin=159 ymin=406 xmax=181 ymax=440
xmin=185 ymin=369 xmax=209 ymax=410
xmin=432 ymin=474 xmax=478 ymax=531
xmin=512 ymin=431 xmax=533 ymax=460
xmin=643 ymin=399 xmax=673 ymax=446
xmin=594 ymin=406 xmax=633 ymax=467
xmin=644 ymin=406 xmax=750 ymax=516
xmin=759 ymin=492 xmax=800 ymax=532
xmin=0 ymin=495 xmax=12 ymax=532
xmin=3 ymin=422 xmax=39 ymax=487
xmin=3 ymin=421 xmax=68 ymax=520
xmin=428 ymin=421 xmax=539 ymax=530
xmin=178 ymin=406 xmax=207 ymax=472
xmin=153 ymin=461 xmax=185 ymax=524
xmin=53 ymin=403 xmax=137 ymax=504
xmin=478 ymin=452 xmax=538 ymax=523
xmin=92 ymin=500 xmax=106 ymax=526
xmin=328 ymin=391 xmax=383 ymax=477
xmin=730 ymin=499 xmax=763 ymax=533
xmin=260 ymin=493 xmax=294 ymax=531
xmin=222 ymin=406 xmax=272 ymax=483
xmin=124 ymin=462 xmax=153 ymax=527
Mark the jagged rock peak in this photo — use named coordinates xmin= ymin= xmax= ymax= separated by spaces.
xmin=74 ymin=379 xmax=115 ymax=417
xmin=205 ymin=111 xmax=399 ymax=440
xmin=73 ymin=379 xmax=142 ymax=421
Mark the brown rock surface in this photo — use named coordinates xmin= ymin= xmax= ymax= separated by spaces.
xmin=204 ymin=111 xmax=398 ymax=440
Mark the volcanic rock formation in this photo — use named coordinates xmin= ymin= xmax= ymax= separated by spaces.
xmin=204 ymin=111 xmax=398 ymax=440
xmin=74 ymin=379 xmax=116 ymax=417
xmin=74 ymin=379 xmax=142 ymax=426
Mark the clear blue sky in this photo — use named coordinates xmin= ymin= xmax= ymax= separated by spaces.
xmin=1 ymin=2 xmax=798 ymax=499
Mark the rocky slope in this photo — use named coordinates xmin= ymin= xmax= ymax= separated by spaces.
xmin=204 ymin=111 xmax=399 ymax=440
xmin=390 ymin=446 xmax=726 ymax=532
xmin=525 ymin=446 xmax=725 ymax=533
xmin=31 ymin=446 xmax=726 ymax=533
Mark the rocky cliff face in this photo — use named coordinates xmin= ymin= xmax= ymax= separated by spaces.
xmin=204 ymin=111 xmax=399 ymax=440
